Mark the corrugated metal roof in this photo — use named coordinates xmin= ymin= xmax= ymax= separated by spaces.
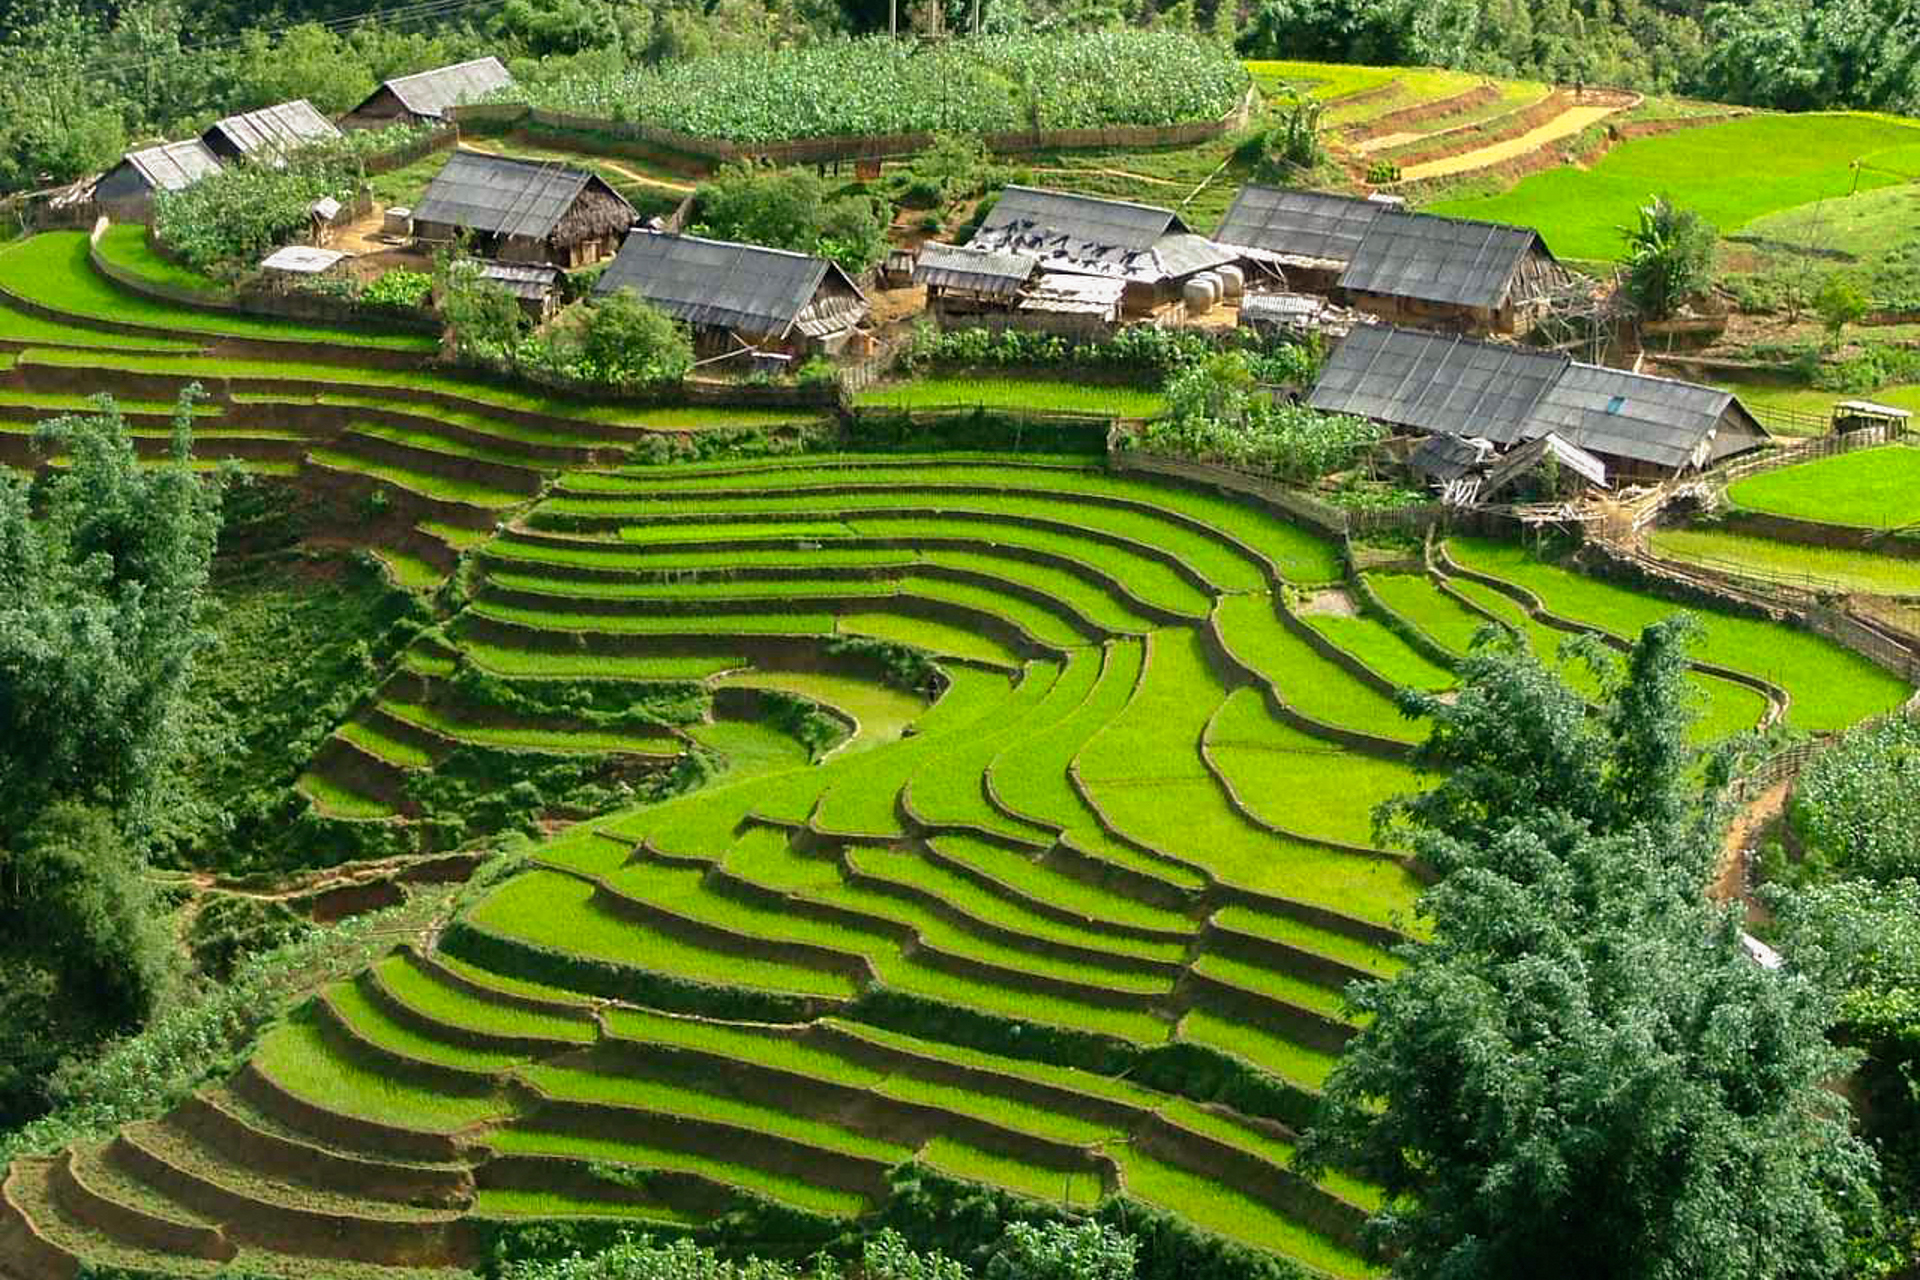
xmin=1521 ymin=363 xmax=1754 ymax=470
xmin=1214 ymin=184 xmax=1384 ymax=266
xmin=1408 ymin=433 xmax=1494 ymax=484
xmin=381 ymin=56 xmax=513 ymax=119
xmin=595 ymin=229 xmax=866 ymax=336
xmin=1019 ymin=272 xmax=1125 ymax=315
xmin=204 ymin=100 xmax=339 ymax=158
xmin=124 ymin=140 xmax=223 ymax=192
xmin=260 ymin=245 xmax=346 ymax=273
xmin=1480 ymin=432 xmax=1608 ymax=496
xmin=1339 ymin=208 xmax=1547 ymax=310
xmin=912 ymin=243 xmax=1034 ymax=297
xmin=481 ymin=260 xmax=559 ymax=299
xmin=1154 ymin=232 xmax=1237 ymax=279
xmin=1307 ymin=325 xmax=1567 ymax=444
xmin=414 ymin=151 xmax=603 ymax=241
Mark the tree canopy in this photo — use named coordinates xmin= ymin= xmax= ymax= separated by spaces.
xmin=1301 ymin=620 xmax=1880 ymax=1280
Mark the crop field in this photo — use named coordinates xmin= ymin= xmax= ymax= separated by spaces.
xmin=1650 ymin=526 xmax=1920 ymax=596
xmin=1430 ymin=112 xmax=1920 ymax=260
xmin=4 ymin=187 xmax=1914 ymax=1280
xmin=854 ymin=375 xmax=1168 ymax=418
xmin=525 ymin=31 xmax=1249 ymax=141
xmin=1726 ymin=444 xmax=1920 ymax=528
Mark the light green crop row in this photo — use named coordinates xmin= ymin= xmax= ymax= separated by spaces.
xmin=469 ymin=600 xmax=836 ymax=636
xmin=467 ymin=871 xmax=858 ymax=999
xmin=930 ymin=835 xmax=1197 ymax=935
xmin=252 ymin=1015 xmax=507 ymax=1132
xmin=1213 ymin=596 xmax=1420 ymax=743
xmin=1362 ymin=571 xmax=1492 ymax=656
xmin=375 ymin=953 xmax=595 ymax=1045
xmin=326 ymin=980 xmax=526 ymax=1073
xmin=336 ymin=717 xmax=433 ymax=769
xmin=523 ymin=1062 xmax=912 ymax=1162
xmin=383 ymin=699 xmax=681 ymax=756
xmin=1302 ymin=611 xmax=1455 ymax=692
xmin=308 ymin=447 xmax=529 ymax=507
xmin=836 ymin=611 xmax=1026 ymax=667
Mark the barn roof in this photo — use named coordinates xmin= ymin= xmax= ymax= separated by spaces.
xmin=968 ymin=185 xmax=1220 ymax=282
xmin=595 ymin=230 xmax=866 ymax=335
xmin=1339 ymin=208 xmax=1551 ymax=310
xmin=203 ymin=100 xmax=339 ymax=158
xmin=378 ymin=56 xmax=514 ymax=119
xmin=413 ymin=151 xmax=627 ymax=241
xmin=1307 ymin=325 xmax=1568 ymax=444
xmin=1522 ymin=363 xmax=1764 ymax=470
xmin=122 ymin=139 xmax=223 ymax=193
xmin=1214 ymin=185 xmax=1385 ymax=266
xmin=912 ymin=243 xmax=1035 ymax=297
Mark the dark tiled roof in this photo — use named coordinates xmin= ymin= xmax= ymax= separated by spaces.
xmin=1339 ymin=208 xmax=1549 ymax=310
xmin=1408 ymin=433 xmax=1493 ymax=483
xmin=595 ymin=230 xmax=865 ymax=335
xmin=413 ymin=151 xmax=619 ymax=241
xmin=122 ymin=140 xmax=222 ymax=192
xmin=379 ymin=57 xmax=513 ymax=119
xmin=1523 ymin=363 xmax=1763 ymax=470
xmin=1307 ymin=325 xmax=1567 ymax=444
xmin=1214 ymin=184 xmax=1384 ymax=265
xmin=203 ymin=100 xmax=339 ymax=158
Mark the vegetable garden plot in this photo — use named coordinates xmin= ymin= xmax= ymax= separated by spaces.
xmin=524 ymin=32 xmax=1248 ymax=142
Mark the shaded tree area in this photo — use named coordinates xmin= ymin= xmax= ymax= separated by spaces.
xmin=1300 ymin=620 xmax=1890 ymax=1279
xmin=0 ymin=390 xmax=222 ymax=1124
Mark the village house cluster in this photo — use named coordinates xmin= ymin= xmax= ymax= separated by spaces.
xmin=75 ymin=60 xmax=1778 ymax=495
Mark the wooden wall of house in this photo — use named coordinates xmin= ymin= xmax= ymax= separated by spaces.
xmin=93 ymin=165 xmax=156 ymax=224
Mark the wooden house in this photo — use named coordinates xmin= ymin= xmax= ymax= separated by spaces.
xmin=201 ymin=100 xmax=340 ymax=164
xmin=965 ymin=186 xmax=1235 ymax=315
xmin=411 ymin=152 xmax=634 ymax=268
xmin=1215 ymin=184 xmax=1570 ymax=336
xmin=93 ymin=140 xmax=223 ymax=221
xmin=341 ymin=57 xmax=513 ymax=129
xmin=1309 ymin=325 xmax=1768 ymax=484
xmin=594 ymin=230 xmax=870 ymax=359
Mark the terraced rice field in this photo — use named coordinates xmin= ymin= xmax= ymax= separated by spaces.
xmin=1 ymin=221 xmax=1910 ymax=1280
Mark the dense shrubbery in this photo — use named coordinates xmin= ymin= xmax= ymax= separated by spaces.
xmin=1130 ymin=352 xmax=1382 ymax=482
xmin=692 ymin=164 xmax=892 ymax=274
xmin=899 ymin=323 xmax=1322 ymax=383
xmin=521 ymin=32 xmax=1249 ymax=141
xmin=1788 ymin=715 xmax=1920 ymax=882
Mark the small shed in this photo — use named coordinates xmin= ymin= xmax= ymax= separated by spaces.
xmin=341 ymin=56 xmax=514 ymax=129
xmin=1830 ymin=400 xmax=1911 ymax=436
xmin=967 ymin=185 xmax=1235 ymax=314
xmin=259 ymin=245 xmax=347 ymax=277
xmin=412 ymin=151 xmax=634 ymax=267
xmin=201 ymin=100 xmax=340 ymax=164
xmin=594 ymin=229 xmax=870 ymax=359
xmin=93 ymin=140 xmax=223 ymax=221
xmin=481 ymin=262 xmax=562 ymax=322
xmin=1338 ymin=208 xmax=1569 ymax=336
xmin=914 ymin=243 xmax=1037 ymax=322
xmin=1479 ymin=432 xmax=1608 ymax=501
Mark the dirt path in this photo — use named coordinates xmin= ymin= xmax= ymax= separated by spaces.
xmin=1712 ymin=778 xmax=1790 ymax=924
xmin=1032 ymin=165 xmax=1184 ymax=188
xmin=1398 ymin=102 xmax=1626 ymax=181
xmin=1351 ymin=131 xmax=1422 ymax=156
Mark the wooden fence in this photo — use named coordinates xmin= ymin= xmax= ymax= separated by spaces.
xmin=452 ymin=89 xmax=1254 ymax=167
xmin=1708 ymin=419 xmax=1905 ymax=489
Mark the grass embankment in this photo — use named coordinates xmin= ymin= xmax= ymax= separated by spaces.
xmin=1431 ymin=113 xmax=1920 ymax=260
xmin=1651 ymin=526 xmax=1920 ymax=595
xmin=91 ymin=224 xmax=230 ymax=301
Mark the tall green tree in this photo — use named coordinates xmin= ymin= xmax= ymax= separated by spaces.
xmin=0 ymin=388 xmax=223 ymax=838
xmin=1622 ymin=196 xmax=1718 ymax=319
xmin=1302 ymin=620 xmax=1880 ymax=1280
xmin=0 ymin=388 xmax=219 ymax=1122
